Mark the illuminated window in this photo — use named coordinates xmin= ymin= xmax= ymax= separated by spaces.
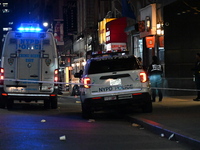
xmin=2 ymin=9 xmax=10 ymax=13
xmin=3 ymin=3 xmax=8 ymax=7
xmin=8 ymin=22 xmax=13 ymax=25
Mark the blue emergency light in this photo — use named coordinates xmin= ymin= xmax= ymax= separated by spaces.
xmin=17 ymin=23 xmax=42 ymax=32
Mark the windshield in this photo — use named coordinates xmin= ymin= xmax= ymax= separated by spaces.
xmin=87 ymin=55 xmax=140 ymax=74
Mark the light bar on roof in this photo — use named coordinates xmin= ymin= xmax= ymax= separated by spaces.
xmin=17 ymin=23 xmax=42 ymax=32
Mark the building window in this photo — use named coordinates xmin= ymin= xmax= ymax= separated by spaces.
xmin=2 ymin=9 xmax=9 ymax=13
xmin=3 ymin=3 xmax=8 ymax=7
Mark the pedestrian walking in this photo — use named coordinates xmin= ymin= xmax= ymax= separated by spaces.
xmin=192 ymin=53 xmax=200 ymax=101
xmin=148 ymin=56 xmax=163 ymax=102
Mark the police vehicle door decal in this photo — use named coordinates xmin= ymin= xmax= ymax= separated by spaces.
xmin=45 ymin=58 xmax=51 ymax=66
xmin=8 ymin=58 xmax=14 ymax=65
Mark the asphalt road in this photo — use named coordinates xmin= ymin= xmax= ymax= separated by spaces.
xmin=0 ymin=94 xmax=194 ymax=150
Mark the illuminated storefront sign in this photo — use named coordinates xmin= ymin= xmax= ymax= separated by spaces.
xmin=106 ymin=17 xmax=127 ymax=44
xmin=98 ymin=18 xmax=116 ymax=44
xmin=146 ymin=36 xmax=155 ymax=48
xmin=53 ymin=19 xmax=64 ymax=45
xmin=106 ymin=43 xmax=127 ymax=51
xmin=139 ymin=4 xmax=157 ymax=38
xmin=159 ymin=36 xmax=164 ymax=47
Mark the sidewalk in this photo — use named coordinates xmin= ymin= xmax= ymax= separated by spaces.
xmin=127 ymin=96 xmax=200 ymax=148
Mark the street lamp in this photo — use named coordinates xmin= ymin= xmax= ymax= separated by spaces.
xmin=43 ymin=22 xmax=48 ymax=27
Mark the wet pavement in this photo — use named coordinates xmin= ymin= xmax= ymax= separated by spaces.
xmin=62 ymin=92 xmax=200 ymax=149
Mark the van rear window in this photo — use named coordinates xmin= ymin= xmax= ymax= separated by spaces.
xmin=88 ymin=56 xmax=139 ymax=74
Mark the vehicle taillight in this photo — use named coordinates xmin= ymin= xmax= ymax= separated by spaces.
xmin=92 ymin=97 xmax=102 ymax=99
xmin=54 ymin=69 xmax=59 ymax=85
xmin=140 ymin=72 xmax=147 ymax=83
xmin=82 ymin=77 xmax=91 ymax=88
xmin=2 ymin=93 xmax=7 ymax=96
xmin=0 ymin=68 xmax=4 ymax=85
xmin=132 ymin=93 xmax=142 ymax=95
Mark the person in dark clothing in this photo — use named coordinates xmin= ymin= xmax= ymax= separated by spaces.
xmin=193 ymin=53 xmax=200 ymax=101
xmin=148 ymin=56 xmax=163 ymax=102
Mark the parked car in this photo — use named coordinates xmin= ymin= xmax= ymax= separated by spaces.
xmin=74 ymin=54 xmax=152 ymax=118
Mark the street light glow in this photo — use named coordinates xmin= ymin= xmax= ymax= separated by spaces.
xmin=43 ymin=22 xmax=48 ymax=27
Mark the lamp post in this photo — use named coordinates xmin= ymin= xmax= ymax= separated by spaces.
xmin=43 ymin=22 xmax=52 ymax=32
xmin=43 ymin=22 xmax=48 ymax=27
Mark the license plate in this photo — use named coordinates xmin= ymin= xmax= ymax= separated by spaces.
xmin=104 ymin=96 xmax=117 ymax=101
xmin=41 ymin=86 xmax=52 ymax=91
xmin=110 ymin=79 xmax=121 ymax=86
xmin=9 ymin=87 xmax=25 ymax=92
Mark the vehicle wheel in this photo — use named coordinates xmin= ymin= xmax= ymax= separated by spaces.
xmin=0 ymin=96 xmax=6 ymax=108
xmin=51 ymin=97 xmax=58 ymax=109
xmin=44 ymin=100 xmax=50 ymax=109
xmin=142 ymin=101 xmax=153 ymax=113
xmin=7 ymin=99 xmax=13 ymax=109
xmin=81 ymin=103 xmax=93 ymax=119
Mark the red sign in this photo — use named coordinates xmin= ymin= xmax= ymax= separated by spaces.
xmin=159 ymin=36 xmax=164 ymax=47
xmin=106 ymin=17 xmax=127 ymax=44
xmin=146 ymin=36 xmax=155 ymax=48
xmin=138 ymin=21 xmax=145 ymax=32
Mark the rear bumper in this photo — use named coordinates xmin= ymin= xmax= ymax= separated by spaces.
xmin=6 ymin=93 xmax=52 ymax=100
xmin=83 ymin=92 xmax=151 ymax=109
xmin=0 ymin=88 xmax=57 ymax=100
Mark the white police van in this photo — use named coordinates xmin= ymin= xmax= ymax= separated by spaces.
xmin=0 ymin=23 xmax=59 ymax=109
xmin=75 ymin=52 xmax=152 ymax=118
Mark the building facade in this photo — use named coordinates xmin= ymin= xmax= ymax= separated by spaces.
xmin=1 ymin=0 xmax=199 ymax=96
xmin=70 ymin=0 xmax=199 ymax=96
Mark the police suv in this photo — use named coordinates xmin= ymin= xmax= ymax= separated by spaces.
xmin=0 ymin=23 xmax=59 ymax=109
xmin=75 ymin=53 xmax=152 ymax=118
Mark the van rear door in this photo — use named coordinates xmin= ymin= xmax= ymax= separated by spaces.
xmin=17 ymin=39 xmax=41 ymax=93
xmin=2 ymin=31 xmax=57 ymax=94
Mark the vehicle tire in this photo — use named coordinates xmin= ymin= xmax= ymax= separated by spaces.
xmin=7 ymin=99 xmax=13 ymax=109
xmin=44 ymin=99 xmax=51 ymax=109
xmin=142 ymin=101 xmax=153 ymax=113
xmin=81 ymin=103 xmax=93 ymax=119
xmin=51 ymin=97 xmax=58 ymax=109
xmin=0 ymin=96 xmax=6 ymax=108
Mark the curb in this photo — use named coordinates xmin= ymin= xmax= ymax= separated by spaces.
xmin=127 ymin=116 xmax=200 ymax=148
